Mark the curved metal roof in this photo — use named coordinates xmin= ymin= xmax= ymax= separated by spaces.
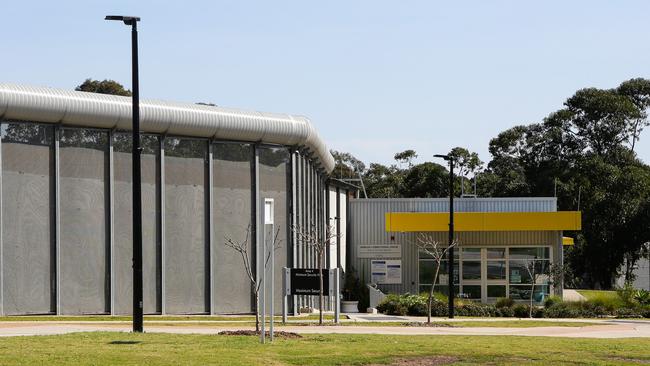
xmin=0 ymin=83 xmax=335 ymax=172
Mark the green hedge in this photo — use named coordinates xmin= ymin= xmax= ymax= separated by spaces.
xmin=376 ymin=292 xmax=650 ymax=318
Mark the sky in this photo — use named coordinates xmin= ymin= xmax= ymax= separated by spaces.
xmin=3 ymin=1 xmax=650 ymax=166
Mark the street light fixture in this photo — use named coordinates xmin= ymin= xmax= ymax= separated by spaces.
xmin=434 ymin=154 xmax=455 ymax=319
xmin=105 ymin=14 xmax=143 ymax=333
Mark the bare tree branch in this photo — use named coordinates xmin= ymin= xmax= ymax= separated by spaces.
xmin=413 ymin=233 xmax=458 ymax=323
xmin=223 ymin=223 xmax=283 ymax=332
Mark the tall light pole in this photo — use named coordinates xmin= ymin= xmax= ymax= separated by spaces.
xmin=434 ymin=154 xmax=455 ymax=318
xmin=105 ymin=15 xmax=143 ymax=333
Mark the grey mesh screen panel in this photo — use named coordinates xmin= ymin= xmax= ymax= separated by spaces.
xmin=212 ymin=143 xmax=253 ymax=313
xmin=259 ymin=147 xmax=289 ymax=312
xmin=59 ymin=129 xmax=109 ymax=314
xmin=1 ymin=123 xmax=55 ymax=314
xmin=164 ymin=138 xmax=208 ymax=314
xmin=113 ymin=133 xmax=160 ymax=314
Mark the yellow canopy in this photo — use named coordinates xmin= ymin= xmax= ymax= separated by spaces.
xmin=385 ymin=211 xmax=581 ymax=232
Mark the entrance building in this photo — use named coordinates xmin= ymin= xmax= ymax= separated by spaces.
xmin=348 ymin=198 xmax=581 ymax=304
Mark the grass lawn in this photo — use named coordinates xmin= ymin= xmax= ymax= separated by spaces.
xmin=576 ymin=290 xmax=625 ymax=307
xmin=0 ymin=332 xmax=648 ymax=365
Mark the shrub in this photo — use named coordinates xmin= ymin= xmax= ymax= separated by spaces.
xmin=377 ymin=294 xmax=407 ymax=315
xmin=614 ymin=308 xmax=642 ymax=319
xmin=497 ymin=306 xmax=514 ymax=317
xmin=641 ymin=307 xmax=650 ymax=319
xmin=401 ymin=294 xmax=428 ymax=316
xmin=616 ymin=284 xmax=637 ymax=308
xmin=456 ymin=302 xmax=498 ymax=317
xmin=544 ymin=302 xmax=581 ymax=318
xmin=495 ymin=297 xmax=514 ymax=308
xmin=377 ymin=293 xmax=430 ymax=316
xmin=544 ymin=295 xmax=562 ymax=308
xmin=579 ymin=301 xmax=609 ymax=318
xmin=634 ymin=289 xmax=650 ymax=306
xmin=512 ymin=304 xmax=530 ymax=318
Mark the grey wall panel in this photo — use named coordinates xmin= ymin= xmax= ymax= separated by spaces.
xmin=328 ymin=186 xmax=338 ymax=269
xmin=59 ymin=129 xmax=109 ymax=314
xmin=112 ymin=134 xmax=160 ymax=314
xmin=259 ymin=147 xmax=289 ymax=313
xmin=1 ymin=123 xmax=54 ymax=314
xmin=164 ymin=138 xmax=208 ymax=314
xmin=212 ymin=143 xmax=253 ymax=314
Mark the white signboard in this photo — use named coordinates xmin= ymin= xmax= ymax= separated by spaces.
xmin=370 ymin=260 xmax=402 ymax=284
xmin=358 ymin=242 xmax=401 ymax=258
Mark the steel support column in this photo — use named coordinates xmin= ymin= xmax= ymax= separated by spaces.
xmin=208 ymin=142 xmax=215 ymax=314
xmin=54 ymin=126 xmax=61 ymax=314
xmin=159 ymin=136 xmax=166 ymax=314
xmin=108 ymin=130 xmax=115 ymax=314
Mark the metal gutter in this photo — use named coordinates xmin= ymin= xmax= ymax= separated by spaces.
xmin=0 ymin=83 xmax=335 ymax=173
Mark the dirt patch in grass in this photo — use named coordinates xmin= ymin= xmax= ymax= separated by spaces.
xmin=366 ymin=356 xmax=458 ymax=365
xmin=403 ymin=322 xmax=455 ymax=328
xmin=217 ymin=330 xmax=302 ymax=339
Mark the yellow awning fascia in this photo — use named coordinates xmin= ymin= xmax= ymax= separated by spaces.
xmin=562 ymin=236 xmax=575 ymax=246
xmin=385 ymin=211 xmax=581 ymax=232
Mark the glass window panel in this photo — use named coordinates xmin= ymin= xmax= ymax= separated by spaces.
xmin=509 ymin=285 xmax=549 ymax=303
xmin=59 ymin=128 xmax=109 ymax=314
xmin=112 ymin=133 xmax=160 ymax=314
xmin=419 ymin=260 xmax=451 ymax=285
xmin=487 ymin=261 xmax=507 ymax=280
xmin=164 ymin=137 xmax=208 ymax=314
xmin=462 ymin=261 xmax=481 ymax=280
xmin=462 ymin=285 xmax=481 ymax=299
xmin=509 ymin=259 xmax=550 ymax=285
xmin=487 ymin=285 xmax=506 ymax=298
xmin=418 ymin=249 xmax=434 ymax=259
xmin=419 ymin=260 xmax=435 ymax=285
xmin=509 ymin=261 xmax=532 ymax=284
xmin=1 ymin=123 xmax=55 ymax=314
xmin=487 ymin=248 xmax=505 ymax=259
xmin=462 ymin=248 xmax=481 ymax=260
xmin=509 ymin=247 xmax=550 ymax=260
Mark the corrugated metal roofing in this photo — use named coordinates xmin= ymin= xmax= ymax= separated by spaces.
xmin=0 ymin=83 xmax=335 ymax=172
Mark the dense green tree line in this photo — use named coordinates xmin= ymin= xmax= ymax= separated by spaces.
xmin=332 ymin=78 xmax=650 ymax=289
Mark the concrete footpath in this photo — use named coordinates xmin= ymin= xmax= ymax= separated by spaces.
xmin=0 ymin=319 xmax=649 ymax=339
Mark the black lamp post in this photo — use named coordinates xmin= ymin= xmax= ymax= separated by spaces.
xmin=434 ymin=154 xmax=455 ymax=319
xmin=105 ymin=15 xmax=143 ymax=333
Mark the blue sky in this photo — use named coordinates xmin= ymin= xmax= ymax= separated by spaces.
xmin=3 ymin=1 xmax=650 ymax=166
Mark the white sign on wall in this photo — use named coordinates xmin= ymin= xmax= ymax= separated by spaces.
xmin=370 ymin=259 xmax=402 ymax=284
xmin=358 ymin=243 xmax=401 ymax=258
